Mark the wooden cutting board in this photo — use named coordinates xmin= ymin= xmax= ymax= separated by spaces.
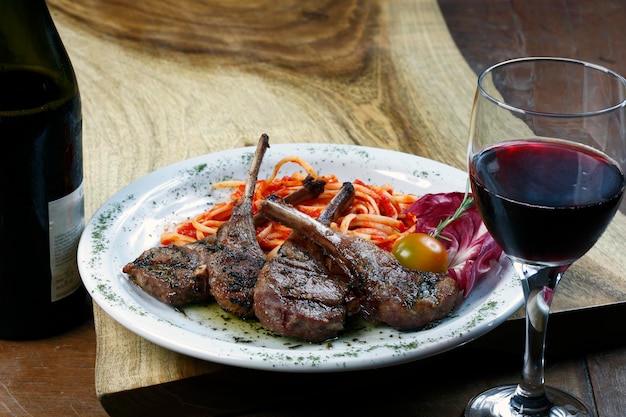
xmin=49 ymin=0 xmax=626 ymax=409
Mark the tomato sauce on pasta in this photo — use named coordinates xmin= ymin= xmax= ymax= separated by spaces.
xmin=160 ymin=156 xmax=420 ymax=256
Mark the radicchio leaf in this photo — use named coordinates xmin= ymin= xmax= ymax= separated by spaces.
xmin=405 ymin=192 xmax=502 ymax=296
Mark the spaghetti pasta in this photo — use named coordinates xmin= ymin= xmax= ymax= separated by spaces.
xmin=160 ymin=156 xmax=421 ymax=253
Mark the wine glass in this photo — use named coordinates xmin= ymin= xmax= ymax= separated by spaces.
xmin=465 ymin=57 xmax=626 ymax=417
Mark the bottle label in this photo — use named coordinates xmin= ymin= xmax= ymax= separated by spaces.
xmin=48 ymin=183 xmax=85 ymax=302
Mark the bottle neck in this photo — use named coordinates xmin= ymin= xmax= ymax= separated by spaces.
xmin=0 ymin=0 xmax=69 ymax=71
xmin=0 ymin=0 xmax=79 ymax=110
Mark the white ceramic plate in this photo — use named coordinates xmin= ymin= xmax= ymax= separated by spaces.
xmin=78 ymin=143 xmax=522 ymax=372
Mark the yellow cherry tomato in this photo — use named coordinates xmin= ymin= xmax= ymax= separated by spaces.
xmin=392 ymin=233 xmax=448 ymax=273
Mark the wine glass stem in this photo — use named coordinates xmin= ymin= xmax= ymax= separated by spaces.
xmin=511 ymin=263 xmax=567 ymax=413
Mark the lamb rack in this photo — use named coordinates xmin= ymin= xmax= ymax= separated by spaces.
xmin=253 ymin=182 xmax=356 ymax=342
xmin=258 ymin=197 xmax=463 ymax=331
xmin=122 ymin=158 xmax=325 ymax=308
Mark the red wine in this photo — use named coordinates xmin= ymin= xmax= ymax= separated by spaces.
xmin=470 ymin=139 xmax=625 ymax=265
xmin=0 ymin=0 xmax=89 ymax=339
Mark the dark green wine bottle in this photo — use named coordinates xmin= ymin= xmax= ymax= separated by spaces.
xmin=0 ymin=0 xmax=90 ymax=339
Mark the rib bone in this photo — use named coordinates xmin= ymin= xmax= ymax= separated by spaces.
xmin=207 ymin=134 xmax=270 ymax=318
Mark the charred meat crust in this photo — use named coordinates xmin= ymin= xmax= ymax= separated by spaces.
xmin=253 ymin=182 xmax=356 ymax=342
xmin=122 ymin=239 xmax=215 ymax=306
xmin=258 ymin=197 xmax=462 ymax=331
xmin=207 ymin=134 xmax=270 ymax=318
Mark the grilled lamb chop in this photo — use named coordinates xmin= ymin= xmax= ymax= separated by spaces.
xmin=122 ymin=239 xmax=215 ymax=306
xmin=258 ymin=197 xmax=462 ymax=331
xmin=254 ymin=182 xmax=356 ymax=342
xmin=207 ymin=134 xmax=270 ymax=318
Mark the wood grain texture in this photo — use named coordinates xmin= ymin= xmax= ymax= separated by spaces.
xmin=52 ymin=0 xmax=476 ymax=189
xmin=589 ymin=347 xmax=626 ymax=416
xmin=49 ymin=0 xmax=480 ymax=395
xmin=37 ymin=0 xmax=626 ymax=414
xmin=95 ymin=305 xmax=626 ymax=417
xmin=0 ymin=319 xmax=107 ymax=417
xmin=439 ymin=0 xmax=626 ymax=76
xmin=56 ymin=0 xmax=378 ymax=75
xmin=97 ymin=344 xmax=595 ymax=417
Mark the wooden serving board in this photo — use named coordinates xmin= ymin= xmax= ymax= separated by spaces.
xmin=48 ymin=0 xmax=626 ymax=412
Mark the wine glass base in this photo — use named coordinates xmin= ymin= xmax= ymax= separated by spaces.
xmin=464 ymin=384 xmax=592 ymax=417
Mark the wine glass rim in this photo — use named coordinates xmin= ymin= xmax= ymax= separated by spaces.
xmin=478 ymin=56 xmax=626 ymax=118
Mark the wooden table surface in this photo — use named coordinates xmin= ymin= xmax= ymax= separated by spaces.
xmin=2 ymin=1 xmax=625 ymax=416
